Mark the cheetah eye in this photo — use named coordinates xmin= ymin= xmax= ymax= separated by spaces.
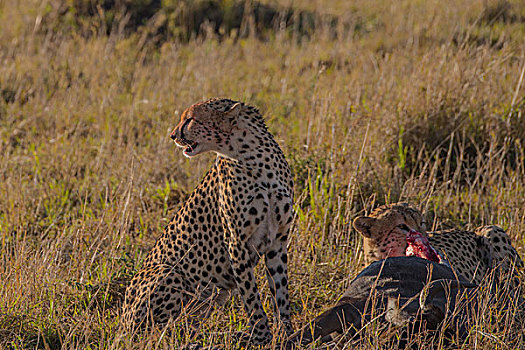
xmin=180 ymin=118 xmax=193 ymax=140
xmin=397 ymin=224 xmax=410 ymax=232
xmin=182 ymin=117 xmax=193 ymax=129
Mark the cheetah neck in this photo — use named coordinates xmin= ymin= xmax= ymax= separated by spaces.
xmin=217 ymin=122 xmax=286 ymax=169
xmin=212 ymin=116 xmax=292 ymax=197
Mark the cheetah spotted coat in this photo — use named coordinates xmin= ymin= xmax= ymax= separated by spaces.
xmin=122 ymin=98 xmax=294 ymax=344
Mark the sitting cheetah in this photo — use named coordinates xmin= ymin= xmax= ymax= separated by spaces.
xmin=122 ymin=98 xmax=294 ymax=344
xmin=353 ymin=202 xmax=523 ymax=284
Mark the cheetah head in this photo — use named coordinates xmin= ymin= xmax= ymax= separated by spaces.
xmin=170 ymin=101 xmax=243 ymax=158
xmin=353 ymin=203 xmax=429 ymax=263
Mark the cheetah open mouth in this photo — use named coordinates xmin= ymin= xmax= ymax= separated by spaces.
xmin=405 ymin=230 xmax=442 ymax=263
xmin=175 ymin=138 xmax=200 ymax=158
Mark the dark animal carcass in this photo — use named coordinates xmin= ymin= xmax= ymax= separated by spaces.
xmin=288 ymin=256 xmax=480 ymax=348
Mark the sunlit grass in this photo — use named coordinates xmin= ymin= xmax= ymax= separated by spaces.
xmin=0 ymin=0 xmax=524 ymax=348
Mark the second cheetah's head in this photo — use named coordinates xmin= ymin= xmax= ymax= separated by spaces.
xmin=353 ymin=202 xmax=428 ymax=264
xmin=170 ymin=99 xmax=243 ymax=158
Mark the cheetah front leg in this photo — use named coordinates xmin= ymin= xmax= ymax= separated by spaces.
xmin=264 ymin=194 xmax=294 ymax=336
xmin=228 ymin=240 xmax=272 ymax=345
xmin=264 ymin=232 xmax=292 ymax=336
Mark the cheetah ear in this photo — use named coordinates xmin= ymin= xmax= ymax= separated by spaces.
xmin=224 ymin=102 xmax=243 ymax=120
xmin=353 ymin=216 xmax=376 ymax=238
xmin=224 ymin=102 xmax=244 ymax=129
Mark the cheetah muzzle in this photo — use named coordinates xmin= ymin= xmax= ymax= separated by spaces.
xmin=405 ymin=229 xmax=443 ymax=263
xmin=171 ymin=117 xmax=200 ymax=157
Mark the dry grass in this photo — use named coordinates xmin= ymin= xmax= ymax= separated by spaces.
xmin=1 ymin=0 xmax=525 ymax=348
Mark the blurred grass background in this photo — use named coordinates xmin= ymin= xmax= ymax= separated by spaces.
xmin=1 ymin=0 xmax=525 ymax=348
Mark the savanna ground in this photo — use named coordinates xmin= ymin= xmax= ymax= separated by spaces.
xmin=1 ymin=0 xmax=525 ymax=348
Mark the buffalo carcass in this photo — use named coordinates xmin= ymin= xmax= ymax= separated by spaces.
xmin=288 ymin=256 xmax=481 ymax=348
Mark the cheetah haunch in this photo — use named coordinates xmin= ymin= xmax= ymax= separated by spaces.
xmin=122 ymin=99 xmax=294 ymax=344
xmin=289 ymin=256 xmax=479 ymax=347
xmin=353 ymin=202 xmax=523 ymax=284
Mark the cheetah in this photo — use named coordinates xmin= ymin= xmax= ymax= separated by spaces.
xmin=121 ymin=98 xmax=294 ymax=344
xmin=353 ymin=202 xmax=523 ymax=284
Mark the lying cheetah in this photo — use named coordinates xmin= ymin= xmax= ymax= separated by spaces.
xmin=122 ymin=98 xmax=294 ymax=344
xmin=353 ymin=202 xmax=523 ymax=284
